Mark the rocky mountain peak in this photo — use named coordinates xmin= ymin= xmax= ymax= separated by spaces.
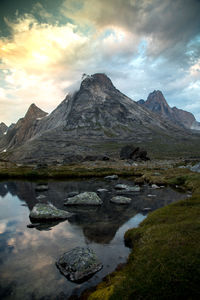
xmin=25 ymin=103 xmax=47 ymax=120
xmin=146 ymin=90 xmax=169 ymax=106
xmin=138 ymin=91 xmax=200 ymax=130
xmin=80 ymin=73 xmax=115 ymax=91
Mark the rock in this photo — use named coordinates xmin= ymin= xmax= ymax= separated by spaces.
xmin=147 ymin=194 xmax=156 ymax=197
xmin=104 ymin=175 xmax=118 ymax=180
xmin=115 ymin=184 xmax=140 ymax=192
xmin=97 ymin=188 xmax=109 ymax=193
xmin=64 ymin=192 xmax=103 ymax=206
xmin=142 ymin=207 xmax=152 ymax=211
xmin=36 ymin=194 xmax=46 ymax=200
xmin=143 ymin=90 xmax=200 ymax=130
xmin=67 ymin=191 xmax=79 ymax=198
xmin=29 ymin=203 xmax=73 ymax=221
xmin=34 ymin=163 xmax=48 ymax=169
xmin=117 ymin=185 xmax=141 ymax=195
xmin=35 ymin=184 xmax=48 ymax=191
xmin=115 ymin=184 xmax=129 ymax=190
xmin=27 ymin=223 xmax=40 ymax=228
xmin=110 ymin=196 xmax=132 ymax=204
xmin=83 ymin=155 xmax=110 ymax=161
xmin=190 ymin=162 xmax=200 ymax=173
xmin=56 ymin=247 xmax=102 ymax=282
xmin=151 ymin=184 xmax=160 ymax=189
xmin=120 ymin=145 xmax=149 ymax=161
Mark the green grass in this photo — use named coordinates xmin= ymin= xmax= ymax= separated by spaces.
xmin=0 ymin=165 xmax=140 ymax=180
xmin=86 ymin=169 xmax=200 ymax=300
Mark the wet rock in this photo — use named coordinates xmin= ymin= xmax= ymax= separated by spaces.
xmin=190 ymin=162 xmax=200 ymax=173
xmin=104 ymin=175 xmax=118 ymax=180
xmin=35 ymin=184 xmax=49 ymax=191
xmin=151 ymin=184 xmax=160 ymax=189
xmin=29 ymin=203 xmax=73 ymax=221
xmin=142 ymin=207 xmax=152 ymax=211
xmin=64 ymin=192 xmax=103 ymax=206
xmin=115 ymin=184 xmax=140 ymax=192
xmin=36 ymin=194 xmax=46 ymax=200
xmin=56 ymin=247 xmax=102 ymax=282
xmin=115 ymin=184 xmax=129 ymax=190
xmin=110 ymin=196 xmax=132 ymax=204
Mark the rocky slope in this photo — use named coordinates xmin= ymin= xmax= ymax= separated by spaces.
xmin=0 ymin=74 xmax=198 ymax=164
xmin=138 ymin=90 xmax=200 ymax=130
xmin=0 ymin=104 xmax=47 ymax=151
xmin=0 ymin=122 xmax=8 ymax=137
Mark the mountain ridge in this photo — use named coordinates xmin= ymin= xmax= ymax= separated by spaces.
xmin=0 ymin=74 xmax=199 ymax=163
xmin=138 ymin=90 xmax=200 ymax=130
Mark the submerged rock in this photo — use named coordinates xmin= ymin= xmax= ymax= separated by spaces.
xmin=56 ymin=247 xmax=102 ymax=282
xmin=29 ymin=203 xmax=73 ymax=221
xmin=64 ymin=192 xmax=103 ymax=206
xmin=104 ymin=175 xmax=118 ymax=180
xmin=110 ymin=196 xmax=132 ymax=204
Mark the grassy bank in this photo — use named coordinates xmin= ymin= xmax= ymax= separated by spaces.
xmin=83 ymin=168 xmax=200 ymax=300
xmin=0 ymin=164 xmax=143 ymax=180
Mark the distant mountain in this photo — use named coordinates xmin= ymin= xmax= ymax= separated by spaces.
xmin=137 ymin=90 xmax=200 ymax=130
xmin=0 ymin=103 xmax=47 ymax=151
xmin=1 ymin=73 xmax=194 ymax=164
xmin=0 ymin=122 xmax=8 ymax=137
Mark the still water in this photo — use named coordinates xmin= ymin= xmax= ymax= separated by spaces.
xmin=0 ymin=178 xmax=186 ymax=299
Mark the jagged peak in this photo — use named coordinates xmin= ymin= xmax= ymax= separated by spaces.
xmin=25 ymin=103 xmax=47 ymax=120
xmin=80 ymin=73 xmax=114 ymax=90
xmin=146 ymin=90 xmax=169 ymax=106
xmin=0 ymin=122 xmax=7 ymax=127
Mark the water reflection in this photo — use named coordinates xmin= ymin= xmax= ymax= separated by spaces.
xmin=0 ymin=179 xmax=186 ymax=299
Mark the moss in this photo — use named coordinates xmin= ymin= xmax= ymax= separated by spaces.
xmin=86 ymin=167 xmax=200 ymax=300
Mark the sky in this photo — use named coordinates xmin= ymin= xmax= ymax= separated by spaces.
xmin=0 ymin=0 xmax=200 ymax=125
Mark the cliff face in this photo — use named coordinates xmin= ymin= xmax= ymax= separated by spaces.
xmin=138 ymin=90 xmax=200 ymax=130
xmin=0 ymin=122 xmax=8 ymax=137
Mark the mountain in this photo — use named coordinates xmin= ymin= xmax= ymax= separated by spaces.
xmin=0 ymin=103 xmax=47 ymax=151
xmin=138 ymin=90 xmax=200 ymax=130
xmin=0 ymin=74 xmax=198 ymax=164
xmin=0 ymin=122 xmax=8 ymax=137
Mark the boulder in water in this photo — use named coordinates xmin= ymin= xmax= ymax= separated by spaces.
xmin=56 ymin=247 xmax=102 ymax=282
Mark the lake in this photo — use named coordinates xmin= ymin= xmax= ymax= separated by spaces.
xmin=0 ymin=178 xmax=186 ymax=299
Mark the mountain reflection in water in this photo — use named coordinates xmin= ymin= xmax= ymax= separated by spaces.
xmin=0 ymin=178 xmax=186 ymax=299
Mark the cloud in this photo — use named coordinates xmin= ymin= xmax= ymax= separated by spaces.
xmin=0 ymin=0 xmax=200 ymax=124
xmin=0 ymin=14 xmax=90 ymax=123
xmin=61 ymin=0 xmax=200 ymax=60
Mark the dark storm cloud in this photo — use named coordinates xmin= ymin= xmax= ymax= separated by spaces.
xmin=63 ymin=0 xmax=200 ymax=65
